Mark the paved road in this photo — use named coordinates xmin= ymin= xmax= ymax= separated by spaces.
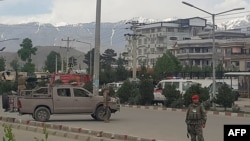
xmin=1 ymin=106 xmax=250 ymax=141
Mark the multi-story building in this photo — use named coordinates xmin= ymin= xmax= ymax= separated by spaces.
xmin=124 ymin=17 xmax=207 ymax=70
xmin=125 ymin=17 xmax=250 ymax=72
xmin=176 ymin=31 xmax=250 ymax=71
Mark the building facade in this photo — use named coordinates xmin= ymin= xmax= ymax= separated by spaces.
xmin=176 ymin=31 xmax=250 ymax=71
xmin=124 ymin=17 xmax=207 ymax=70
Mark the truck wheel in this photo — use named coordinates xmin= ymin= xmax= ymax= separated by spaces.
xmin=91 ymin=114 xmax=97 ymax=120
xmin=34 ymin=107 xmax=50 ymax=122
xmin=95 ymin=106 xmax=111 ymax=121
xmin=2 ymin=92 xmax=9 ymax=111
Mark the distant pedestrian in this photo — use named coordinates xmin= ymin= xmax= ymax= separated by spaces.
xmin=103 ymin=87 xmax=111 ymax=123
xmin=185 ymin=94 xmax=207 ymax=141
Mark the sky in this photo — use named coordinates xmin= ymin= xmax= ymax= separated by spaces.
xmin=0 ymin=0 xmax=250 ymax=25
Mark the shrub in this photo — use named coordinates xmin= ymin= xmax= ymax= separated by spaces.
xmin=215 ymin=83 xmax=235 ymax=110
xmin=117 ymin=80 xmax=133 ymax=104
xmin=162 ymin=84 xmax=181 ymax=107
xmin=139 ymin=79 xmax=154 ymax=105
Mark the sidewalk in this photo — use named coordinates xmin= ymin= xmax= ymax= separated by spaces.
xmin=234 ymin=98 xmax=250 ymax=112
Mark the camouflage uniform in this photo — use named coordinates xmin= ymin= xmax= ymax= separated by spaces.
xmin=18 ymin=75 xmax=26 ymax=94
xmin=185 ymin=102 xmax=207 ymax=141
xmin=103 ymin=88 xmax=111 ymax=122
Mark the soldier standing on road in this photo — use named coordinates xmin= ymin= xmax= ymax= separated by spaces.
xmin=103 ymin=87 xmax=111 ymax=123
xmin=185 ymin=94 xmax=207 ymax=141
xmin=18 ymin=74 xmax=26 ymax=94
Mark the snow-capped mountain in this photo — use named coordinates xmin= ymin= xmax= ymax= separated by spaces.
xmin=1 ymin=16 xmax=250 ymax=54
xmin=218 ymin=15 xmax=250 ymax=30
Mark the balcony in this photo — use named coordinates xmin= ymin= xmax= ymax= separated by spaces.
xmin=176 ymin=53 xmax=213 ymax=60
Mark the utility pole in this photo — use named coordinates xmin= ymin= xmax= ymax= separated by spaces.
xmin=55 ymin=54 xmax=58 ymax=73
xmin=124 ymin=21 xmax=144 ymax=81
xmin=61 ymin=37 xmax=75 ymax=73
xmin=93 ymin=0 xmax=101 ymax=95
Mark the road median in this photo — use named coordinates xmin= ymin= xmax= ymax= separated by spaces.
xmin=0 ymin=116 xmax=161 ymax=141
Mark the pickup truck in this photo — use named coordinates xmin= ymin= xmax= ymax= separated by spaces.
xmin=18 ymin=85 xmax=120 ymax=122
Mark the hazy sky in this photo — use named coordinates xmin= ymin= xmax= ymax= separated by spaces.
xmin=0 ymin=0 xmax=249 ymax=25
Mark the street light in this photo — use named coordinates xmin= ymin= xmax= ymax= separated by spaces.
xmin=182 ymin=1 xmax=244 ymax=107
xmin=76 ymin=40 xmax=92 ymax=76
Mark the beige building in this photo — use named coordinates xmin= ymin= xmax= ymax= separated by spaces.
xmin=176 ymin=31 xmax=250 ymax=71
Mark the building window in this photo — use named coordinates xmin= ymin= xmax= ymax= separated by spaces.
xmin=151 ymin=29 xmax=155 ymax=33
xmin=169 ymin=37 xmax=178 ymax=40
xmin=246 ymin=62 xmax=250 ymax=70
xmin=150 ymin=48 xmax=155 ymax=54
xmin=138 ymin=39 xmax=142 ymax=45
xmin=158 ymin=37 xmax=164 ymax=44
xmin=144 ymin=38 xmax=147 ymax=44
xmin=144 ymin=49 xmax=148 ymax=54
xmin=157 ymin=27 xmax=161 ymax=32
xmin=195 ymin=48 xmax=200 ymax=53
xmin=151 ymin=38 xmax=155 ymax=44
xmin=226 ymin=48 xmax=231 ymax=55
xmin=167 ymin=28 xmax=174 ymax=32
xmin=138 ymin=49 xmax=142 ymax=55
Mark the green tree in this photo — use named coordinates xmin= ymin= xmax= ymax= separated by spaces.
xmin=215 ymin=83 xmax=235 ymax=110
xmin=83 ymin=48 xmax=94 ymax=74
xmin=0 ymin=57 xmax=5 ymax=71
xmin=17 ymin=38 xmax=37 ymax=63
xmin=153 ymin=51 xmax=182 ymax=80
xmin=99 ymin=49 xmax=118 ymax=85
xmin=162 ymin=84 xmax=181 ymax=107
xmin=101 ymin=49 xmax=117 ymax=69
xmin=117 ymin=80 xmax=133 ymax=104
xmin=21 ymin=62 xmax=35 ymax=76
xmin=10 ymin=58 xmax=19 ymax=90
xmin=44 ymin=51 xmax=61 ymax=73
xmin=139 ymin=79 xmax=154 ymax=105
xmin=115 ymin=57 xmax=129 ymax=81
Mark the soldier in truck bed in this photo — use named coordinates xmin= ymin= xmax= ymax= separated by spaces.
xmin=18 ymin=74 xmax=26 ymax=94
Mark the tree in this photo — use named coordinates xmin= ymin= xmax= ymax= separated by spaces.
xmin=215 ymin=83 xmax=235 ymax=110
xmin=117 ymin=80 xmax=133 ymax=104
xmin=153 ymin=51 xmax=182 ymax=80
xmin=10 ymin=58 xmax=19 ymax=90
xmin=162 ymin=84 xmax=181 ymax=107
xmin=21 ymin=62 xmax=35 ymax=76
xmin=115 ymin=56 xmax=129 ymax=81
xmin=17 ymin=38 xmax=37 ymax=63
xmin=139 ymin=79 xmax=154 ymax=105
xmin=45 ymin=51 xmax=61 ymax=73
xmin=83 ymin=48 xmax=94 ymax=74
xmin=0 ymin=57 xmax=5 ymax=71
xmin=101 ymin=49 xmax=117 ymax=69
xmin=99 ymin=49 xmax=117 ymax=85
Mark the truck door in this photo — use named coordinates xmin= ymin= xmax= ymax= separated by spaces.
xmin=72 ymin=88 xmax=94 ymax=113
xmin=53 ymin=88 xmax=77 ymax=113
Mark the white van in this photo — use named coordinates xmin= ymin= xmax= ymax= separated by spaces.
xmin=106 ymin=82 xmax=124 ymax=92
xmin=153 ymin=79 xmax=199 ymax=105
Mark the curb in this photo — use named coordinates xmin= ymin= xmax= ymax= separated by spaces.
xmin=121 ymin=105 xmax=250 ymax=118
xmin=0 ymin=116 xmax=161 ymax=141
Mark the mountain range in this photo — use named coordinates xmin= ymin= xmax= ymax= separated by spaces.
xmin=1 ymin=16 xmax=250 ymax=71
